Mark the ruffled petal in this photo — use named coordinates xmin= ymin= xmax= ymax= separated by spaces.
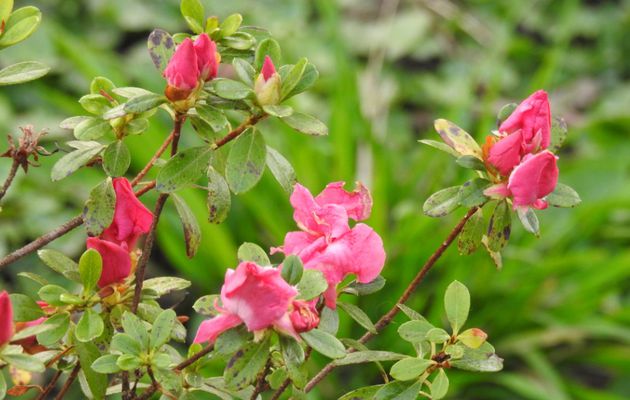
xmin=193 ymin=313 xmax=242 ymax=344
xmin=315 ymin=181 xmax=373 ymax=221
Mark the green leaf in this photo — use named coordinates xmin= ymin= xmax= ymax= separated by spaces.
xmin=265 ymin=146 xmax=297 ymax=193
xmin=255 ymin=38 xmax=281 ymax=70
xmin=517 ymin=207 xmax=540 ymax=236
xmin=423 ymin=186 xmax=461 ymax=217
xmin=225 ymin=128 xmax=267 ymax=194
xmin=486 ymin=200 xmax=511 ymax=252
xmin=76 ymin=309 xmax=105 ymax=342
xmin=78 ymin=248 xmax=102 ymax=292
xmin=280 ymin=112 xmax=328 ymax=136
xmin=456 ymin=155 xmax=486 ymax=171
xmin=262 ymin=105 xmax=293 ymax=118
xmin=147 ymin=29 xmax=175 ymax=72
xmin=156 ymin=146 xmax=213 ymax=193
xmin=37 ymin=249 xmax=80 ymax=282
xmin=418 ymin=139 xmax=460 ymax=157
xmin=219 ymin=13 xmax=242 ymax=37
xmin=296 ymin=269 xmax=327 ymax=300
xmin=546 ymin=183 xmax=581 ymax=208
xmin=397 ymin=304 xmax=424 ymax=321
xmin=232 ymin=58 xmax=255 ymax=86
xmin=116 ymin=354 xmax=142 ymax=371
xmin=398 ymin=319 xmax=435 ymax=343
xmin=496 ymin=103 xmax=517 ymax=125
xmin=339 ymin=385 xmax=383 ymax=400
xmin=192 ymin=294 xmax=219 ymax=316
xmin=338 ymin=302 xmax=376 ymax=333
xmin=284 ymin=63 xmax=318 ymax=98
xmin=1 ymin=353 xmax=44 ymax=372
xmin=0 ymin=370 xmax=5 ymax=399
xmin=90 ymin=76 xmax=115 ymax=96
xmin=196 ymin=104 xmax=228 ymax=132
xmin=280 ymin=336 xmax=306 ymax=389
xmin=334 ymin=351 xmax=407 ymax=366
xmin=111 ymin=333 xmax=142 ymax=356
xmin=8 ymin=294 xmax=44 ymax=322
xmin=17 ymin=272 xmax=48 ymax=286
xmin=38 ymin=285 xmax=68 ymax=306
xmin=300 ymin=329 xmax=346 ymax=359
xmin=426 ymin=327 xmax=451 ymax=343
xmin=180 ymin=0 xmax=205 ymax=33
xmin=344 ymin=276 xmax=386 ymax=296
xmin=75 ymin=341 xmax=107 ymax=399
xmin=103 ymin=141 xmax=131 ymax=177
xmin=444 ymin=280 xmax=470 ymax=335
xmin=207 ymin=166 xmax=231 ymax=223
xmin=374 ymin=380 xmax=423 ymax=400
xmin=35 ymin=312 xmax=70 ymax=346
xmin=458 ymin=208 xmax=484 ymax=255
xmin=83 ymin=178 xmax=116 ymax=237
xmin=172 ymin=194 xmax=201 ymax=258
xmin=79 ymin=94 xmax=111 ymax=115
xmin=318 ymin=307 xmax=339 ymax=335
xmin=237 ymin=242 xmax=270 ymax=266
xmin=124 ymin=93 xmax=167 ymax=114
xmin=281 ymin=255 xmax=303 ymax=285
xmin=51 ymin=143 xmax=105 ymax=181
xmin=0 ymin=0 xmax=13 ymax=27
xmin=91 ymin=354 xmax=121 ymax=374
xmin=281 ymin=57 xmax=307 ymax=99
xmin=215 ymin=326 xmax=248 ymax=357
xmin=224 ymin=337 xmax=271 ymax=390
xmin=209 ymin=78 xmax=253 ymax=100
xmin=390 ymin=357 xmax=434 ymax=380
xmin=450 ymin=342 xmax=503 ymax=372
xmin=121 ymin=312 xmax=150 ymax=348
xmin=60 ymin=116 xmax=89 ymax=130
xmin=0 ymin=61 xmax=48 ymax=85
xmin=433 ymin=119 xmax=482 ymax=159
xmin=431 ymin=369 xmax=449 ymax=399
xmin=143 ymin=277 xmax=191 ymax=296
xmin=0 ymin=6 xmax=41 ymax=49
xmin=151 ymin=309 xmax=176 ymax=348
xmin=549 ymin=116 xmax=568 ymax=152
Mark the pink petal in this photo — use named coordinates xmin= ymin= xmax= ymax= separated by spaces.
xmin=193 ymin=313 xmax=242 ymax=344
xmin=315 ymin=181 xmax=373 ymax=221
xmin=339 ymin=223 xmax=386 ymax=284
xmin=487 ymin=130 xmax=524 ymax=176
xmin=290 ymin=183 xmax=320 ymax=234
xmin=499 ymin=90 xmax=551 ymax=151
xmin=508 ymin=150 xmax=559 ymax=208
xmin=0 ymin=291 xmax=13 ymax=346
xmin=483 ymin=183 xmax=510 ymax=199
xmin=101 ymin=178 xmax=153 ymax=249
xmin=261 ymin=55 xmax=276 ymax=81
xmin=86 ymin=237 xmax=132 ymax=288
xmin=193 ymin=33 xmax=220 ymax=81
xmin=163 ymin=38 xmax=199 ymax=90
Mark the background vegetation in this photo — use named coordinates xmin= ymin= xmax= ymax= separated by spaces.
xmin=1 ymin=0 xmax=629 ymax=398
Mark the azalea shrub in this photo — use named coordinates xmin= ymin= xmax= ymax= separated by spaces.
xmin=0 ymin=1 xmax=581 ymax=400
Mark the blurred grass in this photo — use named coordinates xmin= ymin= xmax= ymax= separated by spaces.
xmin=1 ymin=0 xmax=630 ymax=398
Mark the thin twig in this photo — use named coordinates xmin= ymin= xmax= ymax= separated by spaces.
xmin=130 ymin=132 xmax=176 ymax=186
xmin=0 ymin=159 xmax=19 ymax=202
xmin=250 ymin=358 xmax=273 ymax=400
xmin=273 ymin=207 xmax=480 ymax=396
xmin=270 ymin=347 xmax=313 ymax=400
xmin=174 ymin=344 xmax=214 ymax=372
xmin=212 ymin=114 xmax=265 ymax=149
xmin=53 ymin=364 xmax=80 ymax=400
xmin=35 ymin=370 xmax=62 ymax=400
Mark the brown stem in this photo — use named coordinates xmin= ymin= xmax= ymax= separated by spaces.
xmin=130 ymin=132 xmax=176 ymax=186
xmin=121 ymin=371 xmax=131 ymax=400
xmin=250 ymin=358 xmax=273 ymax=400
xmin=293 ymin=207 xmax=480 ymax=395
xmin=0 ymin=159 xmax=19 ymax=202
xmin=174 ymin=344 xmax=214 ymax=372
xmin=35 ymin=370 xmax=62 ymax=400
xmin=212 ymin=114 xmax=266 ymax=149
xmin=53 ymin=364 xmax=80 ymax=400
xmin=270 ymin=347 xmax=313 ymax=400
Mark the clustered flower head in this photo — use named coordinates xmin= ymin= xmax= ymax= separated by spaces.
xmin=163 ymin=33 xmax=220 ymax=101
xmin=483 ymin=90 xmax=559 ymax=210
xmin=86 ymin=178 xmax=153 ymax=287
xmin=194 ymin=182 xmax=385 ymax=343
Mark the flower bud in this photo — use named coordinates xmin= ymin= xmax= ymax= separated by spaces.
xmin=193 ymin=33 xmax=220 ymax=81
xmin=164 ymin=38 xmax=200 ymax=101
xmin=289 ymin=300 xmax=320 ymax=333
xmin=254 ymin=56 xmax=281 ymax=106
xmin=0 ymin=291 xmax=14 ymax=347
xmin=457 ymin=328 xmax=488 ymax=349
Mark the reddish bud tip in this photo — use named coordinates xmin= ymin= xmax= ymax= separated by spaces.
xmin=261 ymin=55 xmax=276 ymax=81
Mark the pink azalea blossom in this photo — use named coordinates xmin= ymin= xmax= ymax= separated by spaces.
xmin=194 ymin=262 xmax=301 ymax=344
xmin=487 ymin=90 xmax=552 ymax=176
xmin=273 ymin=182 xmax=386 ymax=308
xmin=163 ymin=38 xmax=199 ymax=91
xmin=507 ymin=150 xmax=559 ymax=210
xmin=193 ymin=33 xmax=220 ymax=81
xmin=289 ymin=300 xmax=320 ymax=333
xmin=0 ymin=291 xmax=13 ymax=347
xmin=88 ymin=178 xmax=153 ymax=287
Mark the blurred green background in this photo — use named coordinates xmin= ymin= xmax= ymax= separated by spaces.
xmin=1 ymin=0 xmax=630 ymax=399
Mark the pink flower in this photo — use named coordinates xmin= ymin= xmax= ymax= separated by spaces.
xmin=193 ymin=33 xmax=220 ymax=81
xmin=289 ymin=300 xmax=320 ymax=333
xmin=194 ymin=262 xmax=303 ymax=344
xmin=101 ymin=178 xmax=153 ymax=249
xmin=507 ymin=150 xmax=558 ymax=210
xmin=0 ymin=291 xmax=14 ymax=347
xmin=487 ymin=90 xmax=551 ymax=176
xmin=164 ymin=38 xmax=199 ymax=92
xmin=88 ymin=178 xmax=152 ymax=287
xmin=273 ymin=182 xmax=386 ymax=308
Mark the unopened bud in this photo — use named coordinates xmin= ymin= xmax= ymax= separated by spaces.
xmin=254 ymin=56 xmax=281 ymax=106
xmin=457 ymin=328 xmax=488 ymax=349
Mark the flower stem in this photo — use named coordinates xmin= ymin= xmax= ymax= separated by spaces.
xmin=0 ymin=159 xmax=19 ymax=202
